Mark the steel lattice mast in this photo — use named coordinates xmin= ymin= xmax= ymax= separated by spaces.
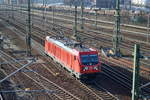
xmin=80 ymin=0 xmax=84 ymax=29
xmin=113 ymin=0 xmax=121 ymax=56
xmin=26 ymin=0 xmax=32 ymax=56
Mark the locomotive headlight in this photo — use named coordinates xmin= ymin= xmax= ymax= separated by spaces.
xmin=93 ymin=66 xmax=98 ymax=70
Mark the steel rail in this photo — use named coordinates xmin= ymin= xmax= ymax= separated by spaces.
xmin=0 ymin=19 xmax=112 ymax=100
xmin=0 ymin=16 xmax=120 ymax=100
xmin=8 ymin=5 xmax=150 ymax=31
xmin=19 ymin=9 xmax=150 ymax=37
xmin=2 ymin=11 xmax=149 ymax=72
xmin=2 ymin=9 xmax=150 ymax=69
xmin=1 ymin=51 xmax=81 ymax=100
xmin=1 ymin=10 xmax=150 ymax=97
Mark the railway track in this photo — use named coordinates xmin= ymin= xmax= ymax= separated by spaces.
xmin=3 ymin=4 xmax=150 ymax=30
xmin=77 ymin=81 xmax=119 ymax=100
xmin=42 ymin=55 xmax=119 ymax=100
xmin=33 ymin=28 xmax=150 ymax=96
xmin=7 ymin=5 xmax=150 ymax=42
xmin=30 ymin=15 xmax=150 ymax=71
xmin=1 ymin=9 xmax=150 ymax=75
xmin=1 ymin=7 xmax=150 ymax=75
xmin=5 ymin=12 xmax=150 ymax=96
xmin=12 ymin=11 xmax=148 ymax=53
xmin=102 ymin=63 xmax=132 ymax=89
xmin=0 ymin=5 xmax=150 ymax=98
xmin=1 ymin=50 xmax=82 ymax=100
xmin=0 ymin=51 xmax=58 ymax=100
xmin=101 ymin=61 xmax=150 ymax=96
xmin=0 ymin=18 xmax=121 ymax=100
xmin=2 ymin=5 xmax=150 ymax=47
xmin=13 ymin=9 xmax=149 ymax=52
xmin=11 ymin=13 xmax=148 ymax=71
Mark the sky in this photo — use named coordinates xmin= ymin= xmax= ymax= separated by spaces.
xmin=0 ymin=0 xmax=3 ymax=3
xmin=35 ymin=0 xmax=63 ymax=4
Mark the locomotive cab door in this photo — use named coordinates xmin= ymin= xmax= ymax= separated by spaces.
xmin=73 ymin=56 xmax=80 ymax=73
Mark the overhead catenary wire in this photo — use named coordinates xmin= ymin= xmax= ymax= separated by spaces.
xmin=140 ymin=82 xmax=150 ymax=89
xmin=0 ymin=89 xmax=55 ymax=93
xmin=147 ymin=14 xmax=150 ymax=43
xmin=0 ymin=59 xmax=34 ymax=65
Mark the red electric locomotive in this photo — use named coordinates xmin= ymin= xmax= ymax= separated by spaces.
xmin=45 ymin=36 xmax=101 ymax=79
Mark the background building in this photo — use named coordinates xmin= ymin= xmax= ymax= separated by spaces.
xmin=131 ymin=0 xmax=150 ymax=7
xmin=3 ymin=0 xmax=63 ymax=5
xmin=63 ymin=0 xmax=93 ymax=6
xmin=95 ymin=0 xmax=131 ymax=9
xmin=96 ymin=0 xmax=116 ymax=9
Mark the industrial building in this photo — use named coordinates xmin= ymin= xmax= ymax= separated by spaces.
xmin=95 ymin=0 xmax=131 ymax=9
xmin=95 ymin=0 xmax=150 ymax=8
xmin=3 ymin=0 xmax=28 ymax=4
xmin=63 ymin=0 xmax=131 ymax=9
xmin=63 ymin=0 xmax=95 ymax=6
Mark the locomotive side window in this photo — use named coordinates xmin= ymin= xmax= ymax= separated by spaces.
xmin=80 ymin=54 xmax=99 ymax=66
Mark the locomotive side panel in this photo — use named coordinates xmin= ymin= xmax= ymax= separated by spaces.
xmin=64 ymin=49 xmax=72 ymax=69
xmin=45 ymin=40 xmax=81 ymax=74
xmin=72 ymin=56 xmax=80 ymax=73
xmin=53 ymin=45 xmax=56 ymax=56
xmin=45 ymin=40 xmax=48 ymax=53
xmin=64 ymin=50 xmax=68 ymax=66
xmin=60 ymin=48 xmax=64 ymax=63
xmin=50 ymin=42 xmax=54 ymax=56
xmin=68 ymin=53 xmax=71 ymax=67
xmin=71 ymin=55 xmax=75 ymax=71
xmin=55 ymin=45 xmax=61 ymax=60
xmin=48 ymin=41 xmax=52 ymax=54
xmin=61 ymin=48 xmax=66 ymax=64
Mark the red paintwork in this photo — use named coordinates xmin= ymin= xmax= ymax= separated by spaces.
xmin=45 ymin=37 xmax=101 ymax=77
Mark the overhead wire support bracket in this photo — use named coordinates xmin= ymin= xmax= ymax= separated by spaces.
xmin=0 ymin=89 xmax=55 ymax=94
xmin=132 ymin=44 xmax=150 ymax=100
xmin=0 ymin=58 xmax=35 ymax=65
xmin=0 ymin=58 xmax=36 ymax=83
xmin=140 ymin=82 xmax=150 ymax=89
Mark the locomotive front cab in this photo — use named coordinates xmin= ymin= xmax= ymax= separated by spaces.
xmin=79 ymin=52 xmax=101 ymax=74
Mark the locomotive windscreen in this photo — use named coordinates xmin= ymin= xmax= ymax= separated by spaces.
xmin=80 ymin=54 xmax=99 ymax=66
